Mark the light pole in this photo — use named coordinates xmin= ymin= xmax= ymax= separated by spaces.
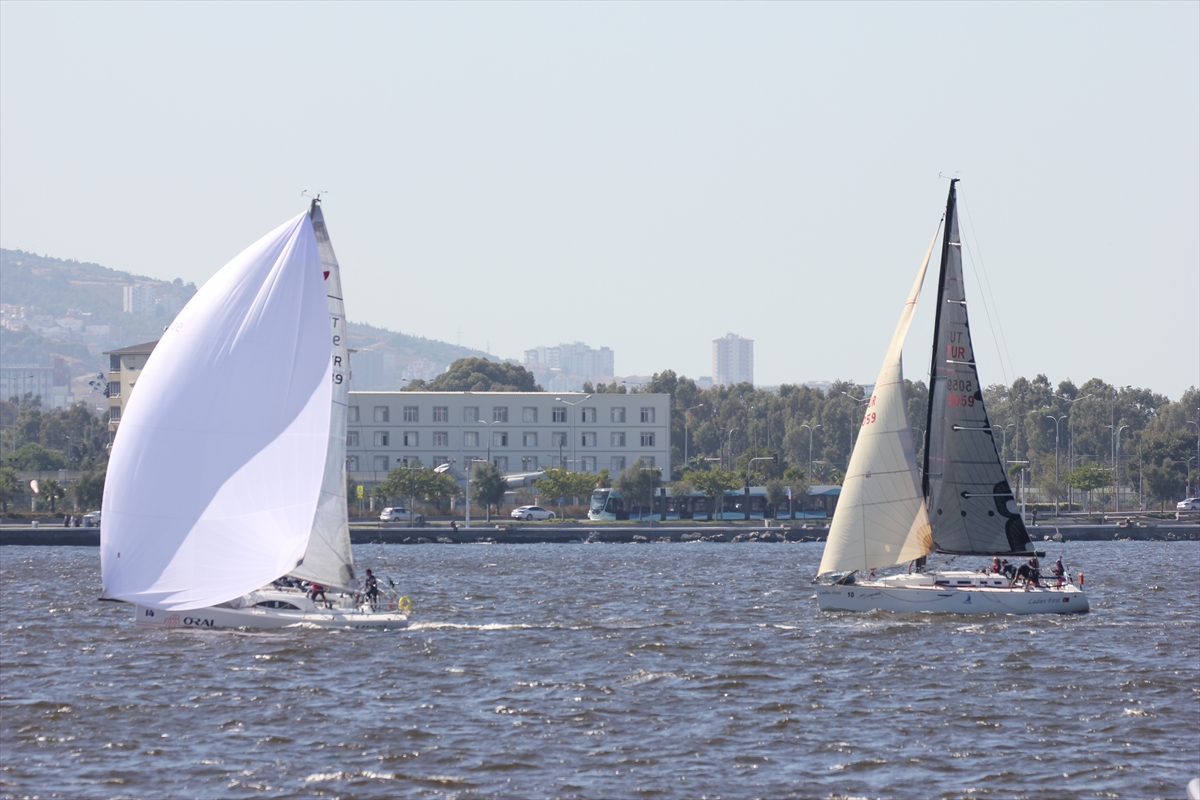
xmin=684 ymin=404 xmax=704 ymax=470
xmin=992 ymin=423 xmax=1015 ymax=465
xmin=727 ymin=427 xmax=738 ymax=471
xmin=1187 ymin=412 xmax=1199 ymax=496
xmin=556 ymin=395 xmax=591 ymax=474
xmin=842 ymin=391 xmax=870 ymax=450
xmin=1045 ymin=414 xmax=1067 ymax=516
xmin=479 ymin=418 xmax=503 ymax=466
xmin=1063 ymin=393 xmax=1093 ymax=511
xmin=1107 ymin=424 xmax=1130 ymax=511
xmin=464 ymin=457 xmax=487 ymax=528
xmin=800 ymin=423 xmax=821 ymax=504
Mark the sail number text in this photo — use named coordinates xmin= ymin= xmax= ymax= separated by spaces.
xmin=860 ymin=395 xmax=878 ymax=427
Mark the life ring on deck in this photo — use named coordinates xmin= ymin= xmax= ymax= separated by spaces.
xmin=396 ymin=595 xmax=414 ymax=613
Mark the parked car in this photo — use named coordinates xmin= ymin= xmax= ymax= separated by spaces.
xmin=379 ymin=507 xmax=423 ymax=523
xmin=1177 ymin=497 xmax=1200 ymax=511
xmin=82 ymin=510 xmax=101 ymax=527
xmin=510 ymin=505 xmax=556 ymax=521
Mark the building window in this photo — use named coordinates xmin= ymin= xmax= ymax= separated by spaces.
xmin=551 ymin=455 xmax=566 ymax=468
xmin=611 ymin=432 xmax=626 ymax=447
xmin=580 ymin=456 xmax=596 ymax=473
xmin=493 ymin=406 xmax=508 ymax=423
xmin=348 ymin=406 xmax=360 ymax=423
xmin=109 ymin=354 xmax=121 ymax=371
xmin=108 ymin=382 xmax=121 ymax=398
xmin=493 ymin=431 xmax=508 ymax=447
xmin=404 ymin=431 xmax=418 ymax=447
xmin=432 ymin=406 xmax=448 ymax=422
xmin=109 ymin=406 xmax=121 ymax=422
xmin=464 ymin=406 xmax=479 ymax=423
xmin=493 ymin=456 xmax=508 ymax=471
xmin=374 ymin=406 xmax=389 ymax=423
xmin=551 ymin=432 xmax=567 ymax=447
xmin=347 ymin=431 xmax=360 ymax=447
xmin=522 ymin=407 xmax=537 ymax=423
xmin=611 ymin=456 xmax=626 ymax=473
xmin=374 ymin=431 xmax=389 ymax=447
xmin=638 ymin=456 xmax=656 ymax=468
xmin=641 ymin=432 xmax=655 ymax=447
xmin=403 ymin=406 xmax=418 ymax=422
xmin=433 ymin=431 xmax=449 ymax=447
xmin=433 ymin=456 xmax=450 ymax=467
xmin=611 ymin=407 xmax=625 ymax=423
xmin=581 ymin=432 xmax=596 ymax=447
xmin=374 ymin=456 xmax=389 ymax=471
xmin=552 ymin=408 xmax=567 ymax=423
xmin=464 ymin=431 xmax=479 ymax=447
xmin=522 ymin=456 xmax=539 ymax=471
xmin=523 ymin=432 xmax=538 ymax=447
xmin=581 ymin=407 xmax=596 ymax=423
xmin=640 ymin=407 xmax=655 ymax=423
xmin=347 ymin=456 xmax=358 ymax=471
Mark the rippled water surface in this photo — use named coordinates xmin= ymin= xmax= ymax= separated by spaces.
xmin=2 ymin=540 xmax=1197 ymax=799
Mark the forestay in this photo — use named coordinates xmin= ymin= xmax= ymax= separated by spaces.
xmin=922 ymin=182 xmax=1032 ymax=556
xmin=101 ymin=213 xmax=333 ymax=610
xmin=818 ymin=223 xmax=940 ymax=576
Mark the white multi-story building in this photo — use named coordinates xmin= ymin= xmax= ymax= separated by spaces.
xmin=522 ymin=342 xmax=615 ymax=391
xmin=713 ymin=333 xmax=754 ymax=387
xmin=123 ymin=284 xmax=156 ymax=317
xmin=345 ymin=391 xmax=670 ymax=488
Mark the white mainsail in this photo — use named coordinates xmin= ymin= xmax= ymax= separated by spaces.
xmin=101 ymin=213 xmax=333 ymax=610
xmin=817 ymin=222 xmax=941 ymax=576
xmin=288 ymin=202 xmax=357 ymax=591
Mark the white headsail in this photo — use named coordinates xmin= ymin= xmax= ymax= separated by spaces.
xmin=101 ymin=213 xmax=333 ymax=610
xmin=288 ymin=202 xmax=357 ymax=591
xmin=817 ymin=222 xmax=941 ymax=576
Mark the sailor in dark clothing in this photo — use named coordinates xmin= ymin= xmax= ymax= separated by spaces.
xmin=364 ymin=569 xmax=379 ymax=610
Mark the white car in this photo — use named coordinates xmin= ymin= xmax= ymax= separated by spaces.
xmin=510 ymin=505 xmax=556 ymax=521
xmin=82 ymin=510 xmax=101 ymax=527
xmin=380 ymin=507 xmax=423 ymax=523
xmin=1177 ymin=498 xmax=1200 ymax=511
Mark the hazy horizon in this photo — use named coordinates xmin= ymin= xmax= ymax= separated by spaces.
xmin=2 ymin=2 xmax=1196 ymax=399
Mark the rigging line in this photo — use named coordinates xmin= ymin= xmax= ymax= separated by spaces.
xmin=958 ymin=187 xmax=1015 ymax=388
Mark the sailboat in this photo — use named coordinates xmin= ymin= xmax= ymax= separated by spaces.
xmin=100 ymin=201 xmax=409 ymax=630
xmin=816 ymin=181 xmax=1088 ymax=614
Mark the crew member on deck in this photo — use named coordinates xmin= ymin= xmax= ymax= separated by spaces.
xmin=364 ymin=569 xmax=379 ymax=610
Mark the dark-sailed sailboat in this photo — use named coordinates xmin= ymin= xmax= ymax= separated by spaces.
xmin=816 ymin=181 xmax=1088 ymax=614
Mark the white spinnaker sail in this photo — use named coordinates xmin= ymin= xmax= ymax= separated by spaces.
xmin=288 ymin=202 xmax=356 ymax=591
xmin=818 ymin=222 xmax=941 ymax=576
xmin=101 ymin=213 xmax=332 ymax=610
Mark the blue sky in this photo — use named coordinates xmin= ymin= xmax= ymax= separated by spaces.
xmin=2 ymin=2 xmax=1196 ymax=399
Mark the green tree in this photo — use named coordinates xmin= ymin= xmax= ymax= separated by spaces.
xmin=6 ymin=442 xmax=66 ymax=470
xmin=686 ymin=467 xmax=739 ymax=519
xmin=470 ymin=461 xmax=508 ymax=521
xmin=0 ymin=467 xmax=22 ymax=513
xmin=402 ymin=357 xmax=542 ymax=392
xmin=613 ymin=460 xmax=662 ymax=521
xmin=40 ymin=478 xmax=66 ymax=513
xmin=72 ymin=470 xmax=105 ymax=510
xmin=765 ymin=479 xmax=788 ymax=517
xmin=1065 ymin=463 xmax=1110 ymax=511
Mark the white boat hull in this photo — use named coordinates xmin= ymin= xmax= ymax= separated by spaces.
xmin=817 ymin=572 xmax=1089 ymax=615
xmin=133 ymin=587 xmax=408 ymax=631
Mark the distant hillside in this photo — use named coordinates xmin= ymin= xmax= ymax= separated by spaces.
xmin=0 ymin=247 xmax=495 ymax=395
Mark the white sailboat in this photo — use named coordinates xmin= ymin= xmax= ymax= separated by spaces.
xmin=816 ymin=181 xmax=1088 ymax=614
xmin=100 ymin=201 xmax=409 ymax=630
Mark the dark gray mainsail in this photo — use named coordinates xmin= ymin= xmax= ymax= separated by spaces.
xmin=921 ymin=181 xmax=1033 ymax=556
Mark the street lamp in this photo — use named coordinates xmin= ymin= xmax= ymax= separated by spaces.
xmin=555 ymin=395 xmax=591 ymax=474
xmin=684 ymin=404 xmax=704 ymax=469
xmin=800 ymin=423 xmax=821 ymax=506
xmin=1187 ymin=412 xmax=1199 ymax=496
xmin=1045 ymin=414 xmax=1067 ymax=516
xmin=842 ymin=391 xmax=870 ymax=449
xmin=727 ymin=427 xmax=738 ymax=471
xmin=992 ymin=423 xmax=1015 ymax=465
xmin=463 ymin=457 xmax=487 ymax=528
xmin=479 ymin=418 xmax=504 ymax=466
xmin=1107 ymin=424 xmax=1130 ymax=511
xmin=1063 ymin=393 xmax=1093 ymax=511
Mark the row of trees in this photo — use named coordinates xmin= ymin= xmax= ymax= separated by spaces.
xmin=1 ymin=394 xmax=110 ymax=513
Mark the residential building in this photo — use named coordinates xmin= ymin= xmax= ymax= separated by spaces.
xmin=103 ymin=340 xmax=158 ymax=442
xmin=345 ymin=391 xmax=670 ymax=490
xmin=522 ymin=342 xmax=615 ymax=391
xmin=1 ymin=358 xmax=73 ymax=409
xmin=713 ymin=333 xmax=754 ymax=387
xmin=123 ymin=284 xmax=156 ymax=317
